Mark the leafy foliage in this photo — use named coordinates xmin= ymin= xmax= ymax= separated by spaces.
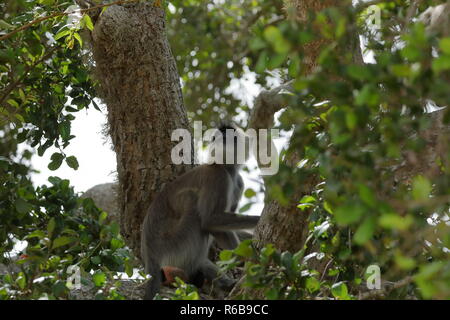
xmin=0 ymin=162 xmax=134 ymax=299
xmin=1 ymin=0 xmax=136 ymax=300
xmin=244 ymin=1 xmax=450 ymax=299
xmin=0 ymin=0 xmax=449 ymax=300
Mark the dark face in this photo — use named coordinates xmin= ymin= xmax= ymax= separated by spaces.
xmin=211 ymin=125 xmax=247 ymax=165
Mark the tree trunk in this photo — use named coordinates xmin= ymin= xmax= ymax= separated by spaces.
xmin=90 ymin=3 xmax=192 ymax=258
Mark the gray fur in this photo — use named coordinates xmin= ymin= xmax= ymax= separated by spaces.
xmin=141 ymin=161 xmax=259 ymax=299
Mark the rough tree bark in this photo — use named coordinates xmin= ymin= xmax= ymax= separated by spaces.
xmin=89 ymin=3 xmax=192 ymax=258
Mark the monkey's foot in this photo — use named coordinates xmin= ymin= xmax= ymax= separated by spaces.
xmin=161 ymin=266 xmax=188 ymax=286
xmin=214 ymin=276 xmax=236 ymax=291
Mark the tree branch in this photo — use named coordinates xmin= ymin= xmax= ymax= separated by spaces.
xmin=418 ymin=1 xmax=450 ymax=36
xmin=358 ymin=276 xmax=414 ymax=300
xmin=247 ymin=81 xmax=293 ymax=130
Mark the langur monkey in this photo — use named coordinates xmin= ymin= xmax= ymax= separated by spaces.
xmin=141 ymin=124 xmax=259 ymax=299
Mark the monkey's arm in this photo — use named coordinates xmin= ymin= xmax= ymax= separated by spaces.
xmin=202 ymin=212 xmax=259 ymax=232
xmin=198 ymin=169 xmax=258 ymax=232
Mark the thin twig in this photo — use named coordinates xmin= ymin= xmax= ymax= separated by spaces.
xmin=0 ymin=0 xmax=141 ymax=42
xmin=359 ymin=276 xmax=413 ymax=300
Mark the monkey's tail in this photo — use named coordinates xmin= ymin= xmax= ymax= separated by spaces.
xmin=143 ymin=256 xmax=162 ymax=300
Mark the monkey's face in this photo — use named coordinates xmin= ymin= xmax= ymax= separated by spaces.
xmin=208 ymin=125 xmax=250 ymax=166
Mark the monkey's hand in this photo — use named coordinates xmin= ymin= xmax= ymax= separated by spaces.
xmin=161 ymin=266 xmax=188 ymax=286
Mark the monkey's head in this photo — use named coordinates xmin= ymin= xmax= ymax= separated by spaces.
xmin=208 ymin=122 xmax=250 ymax=167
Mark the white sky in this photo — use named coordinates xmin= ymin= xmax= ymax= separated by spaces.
xmin=30 ymin=107 xmax=117 ymax=193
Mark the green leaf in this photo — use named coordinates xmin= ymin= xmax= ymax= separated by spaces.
xmin=234 ymin=240 xmax=253 ymax=258
xmin=331 ymin=281 xmax=350 ymax=300
xmin=265 ymin=287 xmax=279 ymax=299
xmin=3 ymin=274 xmax=13 ymax=285
xmin=54 ymin=29 xmax=70 ymax=41
xmin=91 ymin=256 xmax=101 ymax=265
xmin=25 ymin=230 xmax=46 ymax=240
xmin=395 ymin=253 xmax=416 ymax=271
xmin=15 ymin=198 xmax=32 ymax=214
xmin=38 ymin=0 xmax=55 ymax=5
xmin=59 ymin=122 xmax=71 ymax=140
xmin=52 ymin=236 xmax=77 ymax=249
xmin=16 ymin=272 xmax=26 ymax=290
xmin=7 ymin=99 xmax=19 ymax=108
xmin=99 ymin=211 xmax=108 ymax=224
xmin=110 ymin=238 xmax=123 ymax=250
xmin=347 ymin=65 xmax=371 ymax=80
xmin=238 ymin=202 xmax=252 ymax=213
xmin=92 ymin=271 xmax=106 ymax=287
xmin=125 ymin=260 xmax=134 ymax=277
xmin=379 ymin=213 xmax=413 ymax=231
xmin=298 ymin=195 xmax=317 ymax=211
xmin=299 ymin=195 xmax=316 ymax=204
xmin=263 ymin=26 xmax=291 ymax=54
xmin=414 ymin=262 xmax=444 ymax=299
xmin=354 ymin=216 xmax=376 ymax=245
xmin=358 ymin=184 xmax=376 ymax=208
xmin=52 ymin=280 xmax=68 ymax=297
xmin=432 ymin=55 xmax=450 ymax=72
xmin=184 ymin=291 xmax=200 ymax=300
xmin=255 ymin=50 xmax=268 ymax=73
xmin=249 ymin=37 xmax=266 ymax=51
xmin=345 ymin=112 xmax=357 ymax=130
xmin=83 ymin=14 xmax=94 ymax=31
xmin=219 ymin=250 xmax=233 ymax=261
xmin=281 ymin=251 xmax=293 ymax=272
xmin=412 ymin=175 xmax=432 ymax=200
xmin=0 ymin=19 xmax=14 ymax=30
xmin=391 ymin=64 xmax=411 ymax=77
xmin=439 ymin=37 xmax=450 ymax=54
xmin=244 ymin=188 xmax=256 ymax=198
xmin=66 ymin=156 xmax=79 ymax=170
xmin=323 ymin=201 xmax=333 ymax=214
xmin=48 ymin=152 xmax=65 ymax=170
xmin=305 ymin=277 xmax=320 ymax=293
xmin=334 ymin=203 xmax=365 ymax=226
xmin=47 ymin=217 xmax=56 ymax=238
xmin=73 ymin=32 xmax=83 ymax=47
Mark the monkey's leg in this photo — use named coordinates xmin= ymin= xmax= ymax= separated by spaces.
xmin=143 ymin=256 xmax=162 ymax=300
xmin=190 ymin=270 xmax=206 ymax=288
xmin=202 ymin=213 xmax=259 ymax=232
xmin=211 ymin=231 xmax=239 ymax=250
